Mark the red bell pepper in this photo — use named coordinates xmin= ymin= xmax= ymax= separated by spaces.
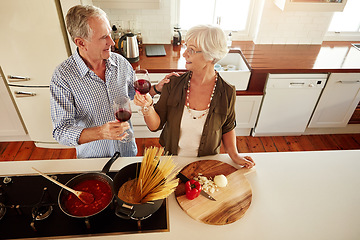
xmin=185 ymin=179 xmax=202 ymax=200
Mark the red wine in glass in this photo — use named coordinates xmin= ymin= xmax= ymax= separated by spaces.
xmin=115 ymin=108 xmax=132 ymax=122
xmin=134 ymin=69 xmax=151 ymax=115
xmin=134 ymin=79 xmax=151 ymax=95
xmin=112 ymin=96 xmax=133 ymax=142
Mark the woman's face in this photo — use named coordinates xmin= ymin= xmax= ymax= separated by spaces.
xmin=183 ymin=39 xmax=212 ymax=72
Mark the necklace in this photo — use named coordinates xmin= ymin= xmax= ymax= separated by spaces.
xmin=186 ymin=71 xmax=218 ymax=120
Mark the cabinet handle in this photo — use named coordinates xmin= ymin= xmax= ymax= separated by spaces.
xmin=337 ymin=80 xmax=360 ymax=84
xmin=8 ymin=75 xmax=31 ymax=82
xmin=14 ymin=91 xmax=36 ymax=97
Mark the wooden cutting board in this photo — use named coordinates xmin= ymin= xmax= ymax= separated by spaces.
xmin=175 ymin=160 xmax=253 ymax=225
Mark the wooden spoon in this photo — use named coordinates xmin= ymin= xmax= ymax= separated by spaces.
xmin=32 ymin=167 xmax=94 ymax=205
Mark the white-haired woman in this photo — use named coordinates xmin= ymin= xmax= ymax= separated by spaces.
xmin=134 ymin=24 xmax=255 ymax=168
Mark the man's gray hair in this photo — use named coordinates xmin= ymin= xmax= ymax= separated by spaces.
xmin=185 ymin=24 xmax=228 ymax=63
xmin=65 ymin=5 xmax=108 ymax=42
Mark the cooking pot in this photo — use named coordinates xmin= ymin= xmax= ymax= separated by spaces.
xmin=113 ymin=162 xmax=164 ymax=220
xmin=118 ymin=32 xmax=139 ymax=63
xmin=58 ymin=152 xmax=120 ymax=219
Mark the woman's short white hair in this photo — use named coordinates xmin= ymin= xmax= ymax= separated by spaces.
xmin=185 ymin=24 xmax=228 ymax=63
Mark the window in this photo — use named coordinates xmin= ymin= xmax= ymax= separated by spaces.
xmin=178 ymin=0 xmax=254 ymax=36
xmin=325 ymin=0 xmax=360 ymax=40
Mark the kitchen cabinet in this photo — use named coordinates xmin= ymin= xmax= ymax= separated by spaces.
xmin=0 ymin=0 xmax=71 ymax=147
xmin=235 ymin=96 xmax=262 ymax=136
xmin=92 ymin=0 xmax=160 ymax=9
xmin=308 ymin=73 xmax=360 ymax=128
xmin=0 ymin=68 xmax=27 ymax=139
xmin=274 ymin=0 xmax=347 ymax=11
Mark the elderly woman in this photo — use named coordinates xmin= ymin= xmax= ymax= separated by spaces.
xmin=134 ymin=24 xmax=255 ymax=168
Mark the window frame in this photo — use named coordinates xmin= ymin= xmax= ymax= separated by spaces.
xmin=175 ymin=0 xmax=260 ymax=41
xmin=324 ymin=0 xmax=360 ymax=41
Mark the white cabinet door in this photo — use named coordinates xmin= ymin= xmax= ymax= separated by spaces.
xmin=308 ymin=73 xmax=360 ymax=128
xmin=8 ymin=86 xmax=54 ymax=143
xmin=0 ymin=0 xmax=69 ymax=87
xmin=235 ymin=95 xmax=262 ymax=136
xmin=0 ymin=70 xmax=26 ymax=137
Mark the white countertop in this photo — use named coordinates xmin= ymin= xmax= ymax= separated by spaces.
xmin=1 ymin=150 xmax=360 ymax=240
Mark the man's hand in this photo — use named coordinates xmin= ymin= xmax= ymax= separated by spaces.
xmin=100 ymin=121 xmax=130 ymax=140
xmin=150 ymin=72 xmax=182 ymax=96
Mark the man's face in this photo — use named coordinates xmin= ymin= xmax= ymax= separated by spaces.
xmin=84 ymin=16 xmax=114 ymax=61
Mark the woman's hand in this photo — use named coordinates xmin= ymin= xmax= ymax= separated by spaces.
xmin=232 ymin=155 xmax=255 ymax=169
xmin=134 ymin=92 xmax=153 ymax=107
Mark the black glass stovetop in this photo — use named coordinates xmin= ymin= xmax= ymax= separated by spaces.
xmin=0 ymin=172 xmax=168 ymax=239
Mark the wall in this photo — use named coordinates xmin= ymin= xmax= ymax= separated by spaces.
xmin=251 ymin=0 xmax=333 ymax=44
xmin=103 ymin=0 xmax=175 ymax=44
xmin=104 ymin=0 xmax=335 ymax=45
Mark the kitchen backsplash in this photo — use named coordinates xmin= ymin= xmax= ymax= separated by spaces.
xmin=254 ymin=0 xmax=333 ymax=44
xmin=103 ymin=0 xmax=334 ymax=45
xmin=103 ymin=0 xmax=174 ymax=44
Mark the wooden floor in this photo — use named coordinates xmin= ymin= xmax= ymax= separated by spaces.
xmin=1 ymin=134 xmax=360 ymax=161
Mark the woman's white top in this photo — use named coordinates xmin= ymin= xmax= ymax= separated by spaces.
xmin=177 ymin=106 xmax=208 ymax=157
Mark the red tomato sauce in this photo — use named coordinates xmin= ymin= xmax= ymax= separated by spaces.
xmin=64 ymin=179 xmax=112 ymax=217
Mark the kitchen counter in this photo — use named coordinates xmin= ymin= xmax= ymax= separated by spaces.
xmin=131 ymin=41 xmax=360 ymax=94
xmin=1 ymin=150 xmax=360 ymax=240
xmin=134 ymin=41 xmax=360 ymax=73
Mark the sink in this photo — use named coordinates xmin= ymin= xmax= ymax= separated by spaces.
xmin=216 ymin=49 xmax=251 ymax=90
xmin=351 ymin=43 xmax=360 ymax=51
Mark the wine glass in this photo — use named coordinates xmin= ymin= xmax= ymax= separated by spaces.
xmin=134 ymin=69 xmax=151 ymax=115
xmin=112 ymin=96 xmax=133 ymax=142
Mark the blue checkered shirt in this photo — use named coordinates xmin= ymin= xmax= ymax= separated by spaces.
xmin=50 ymin=50 xmax=137 ymax=158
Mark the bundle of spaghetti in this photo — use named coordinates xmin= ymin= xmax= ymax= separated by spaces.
xmin=133 ymin=147 xmax=179 ymax=203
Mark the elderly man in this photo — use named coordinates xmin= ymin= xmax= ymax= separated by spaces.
xmin=50 ymin=5 xmax=167 ymax=158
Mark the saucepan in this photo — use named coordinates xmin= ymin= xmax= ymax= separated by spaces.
xmin=58 ymin=152 xmax=120 ymax=219
xmin=112 ymin=162 xmax=164 ymax=220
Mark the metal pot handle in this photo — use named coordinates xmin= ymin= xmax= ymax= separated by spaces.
xmin=101 ymin=152 xmax=120 ymax=174
xmin=115 ymin=203 xmax=135 ymax=219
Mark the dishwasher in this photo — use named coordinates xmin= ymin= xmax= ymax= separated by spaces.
xmin=253 ymin=73 xmax=328 ymax=136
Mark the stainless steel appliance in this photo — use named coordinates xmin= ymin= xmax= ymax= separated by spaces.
xmin=119 ymin=32 xmax=140 ymax=63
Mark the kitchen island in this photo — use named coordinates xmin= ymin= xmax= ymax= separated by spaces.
xmin=1 ymin=150 xmax=359 ymax=240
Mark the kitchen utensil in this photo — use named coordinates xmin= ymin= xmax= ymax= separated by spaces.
xmin=118 ymin=32 xmax=139 ymax=63
xmin=58 ymin=152 xmax=120 ymax=218
xmin=112 ymin=162 xmax=164 ymax=220
xmin=177 ymin=172 xmax=216 ymax=201
xmin=32 ymin=167 xmax=94 ymax=205
xmin=175 ymin=160 xmax=253 ymax=225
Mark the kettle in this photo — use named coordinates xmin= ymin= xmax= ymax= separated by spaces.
xmin=173 ymin=26 xmax=182 ymax=46
xmin=118 ymin=32 xmax=139 ymax=63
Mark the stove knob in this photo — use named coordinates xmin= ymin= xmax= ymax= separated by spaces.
xmin=3 ymin=177 xmax=12 ymax=185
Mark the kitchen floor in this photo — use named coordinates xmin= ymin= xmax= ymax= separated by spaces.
xmin=1 ymin=134 xmax=360 ymax=161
